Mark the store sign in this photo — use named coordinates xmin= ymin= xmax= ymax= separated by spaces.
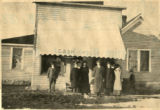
xmin=53 ymin=48 xmax=100 ymax=56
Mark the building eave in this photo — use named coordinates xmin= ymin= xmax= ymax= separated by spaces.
xmin=2 ymin=43 xmax=34 ymax=47
xmin=121 ymin=13 xmax=143 ymax=34
xmin=33 ymin=1 xmax=126 ymax=10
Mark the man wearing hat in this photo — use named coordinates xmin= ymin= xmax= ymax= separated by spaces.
xmin=47 ymin=62 xmax=59 ymax=93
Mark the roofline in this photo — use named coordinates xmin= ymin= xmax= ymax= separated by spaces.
xmin=121 ymin=13 xmax=143 ymax=34
xmin=1 ymin=34 xmax=34 ymax=40
xmin=33 ymin=1 xmax=126 ymax=10
xmin=2 ymin=43 xmax=34 ymax=47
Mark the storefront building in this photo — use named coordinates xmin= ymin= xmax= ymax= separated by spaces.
xmin=31 ymin=1 xmax=126 ymax=90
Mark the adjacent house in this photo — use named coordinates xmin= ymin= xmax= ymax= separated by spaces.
xmin=1 ymin=35 xmax=34 ymax=85
xmin=121 ymin=14 xmax=160 ymax=90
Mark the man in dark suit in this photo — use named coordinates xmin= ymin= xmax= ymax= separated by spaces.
xmin=47 ymin=62 xmax=59 ymax=93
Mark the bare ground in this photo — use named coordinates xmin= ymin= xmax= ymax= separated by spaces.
xmin=2 ymin=85 xmax=160 ymax=109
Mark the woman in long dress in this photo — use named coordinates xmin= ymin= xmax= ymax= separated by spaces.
xmin=92 ymin=60 xmax=105 ymax=96
xmin=77 ymin=61 xmax=82 ymax=92
xmin=70 ymin=61 xmax=79 ymax=93
xmin=113 ymin=64 xmax=123 ymax=96
xmin=80 ymin=61 xmax=90 ymax=94
xmin=104 ymin=61 xmax=115 ymax=95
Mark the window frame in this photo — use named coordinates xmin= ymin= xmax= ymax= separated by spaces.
xmin=126 ymin=48 xmax=151 ymax=72
xmin=10 ymin=47 xmax=24 ymax=70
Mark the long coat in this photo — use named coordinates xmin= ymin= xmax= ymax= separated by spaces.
xmin=104 ymin=67 xmax=115 ymax=90
xmin=79 ymin=67 xmax=90 ymax=93
xmin=70 ymin=68 xmax=79 ymax=88
xmin=92 ymin=66 xmax=105 ymax=93
xmin=77 ymin=68 xmax=82 ymax=88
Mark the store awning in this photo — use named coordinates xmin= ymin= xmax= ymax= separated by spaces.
xmin=37 ymin=20 xmax=126 ymax=59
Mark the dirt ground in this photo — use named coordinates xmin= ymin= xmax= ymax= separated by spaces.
xmin=2 ymin=85 xmax=160 ymax=109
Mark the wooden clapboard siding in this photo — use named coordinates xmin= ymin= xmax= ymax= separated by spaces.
xmin=36 ymin=3 xmax=122 ymax=28
xmin=32 ymin=55 xmax=41 ymax=88
xmin=23 ymin=48 xmax=34 ymax=74
xmin=2 ymin=45 xmax=34 ymax=81
xmin=2 ymin=70 xmax=31 ymax=81
xmin=32 ymin=75 xmax=66 ymax=90
xmin=122 ymin=31 xmax=160 ymax=82
xmin=2 ymin=46 xmax=11 ymax=71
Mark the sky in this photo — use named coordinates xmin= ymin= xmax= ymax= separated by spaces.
xmin=0 ymin=0 xmax=160 ymax=39
xmin=0 ymin=0 xmax=35 ymax=39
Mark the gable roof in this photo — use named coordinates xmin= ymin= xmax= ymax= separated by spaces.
xmin=121 ymin=13 xmax=143 ymax=34
xmin=2 ymin=34 xmax=34 ymax=45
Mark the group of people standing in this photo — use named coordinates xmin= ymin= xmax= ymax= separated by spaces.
xmin=70 ymin=60 xmax=90 ymax=95
xmin=47 ymin=57 xmax=123 ymax=96
xmin=93 ymin=60 xmax=123 ymax=96
xmin=70 ymin=59 xmax=123 ymax=96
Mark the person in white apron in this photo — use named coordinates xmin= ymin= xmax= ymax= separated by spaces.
xmin=113 ymin=64 xmax=123 ymax=96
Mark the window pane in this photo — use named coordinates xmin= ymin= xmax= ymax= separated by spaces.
xmin=128 ymin=50 xmax=137 ymax=72
xmin=140 ymin=51 xmax=149 ymax=71
xmin=12 ymin=48 xmax=22 ymax=70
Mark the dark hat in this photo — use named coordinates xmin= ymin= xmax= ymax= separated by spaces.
xmin=72 ymin=59 xmax=76 ymax=64
xmin=106 ymin=60 xmax=111 ymax=64
xmin=77 ymin=61 xmax=81 ymax=64
xmin=50 ymin=61 xmax=55 ymax=65
xmin=82 ymin=60 xmax=87 ymax=64
xmin=96 ymin=59 xmax=101 ymax=63
xmin=114 ymin=64 xmax=121 ymax=70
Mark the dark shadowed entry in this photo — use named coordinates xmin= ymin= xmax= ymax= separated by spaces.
xmin=41 ymin=55 xmax=66 ymax=75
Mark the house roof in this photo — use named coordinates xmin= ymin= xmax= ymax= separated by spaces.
xmin=121 ymin=13 xmax=143 ymax=34
xmin=33 ymin=1 xmax=126 ymax=10
xmin=62 ymin=1 xmax=104 ymax=5
xmin=124 ymin=13 xmax=142 ymax=27
xmin=122 ymin=31 xmax=160 ymax=43
xmin=2 ymin=34 xmax=34 ymax=45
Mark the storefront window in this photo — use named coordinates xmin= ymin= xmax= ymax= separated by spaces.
xmin=41 ymin=55 xmax=66 ymax=75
